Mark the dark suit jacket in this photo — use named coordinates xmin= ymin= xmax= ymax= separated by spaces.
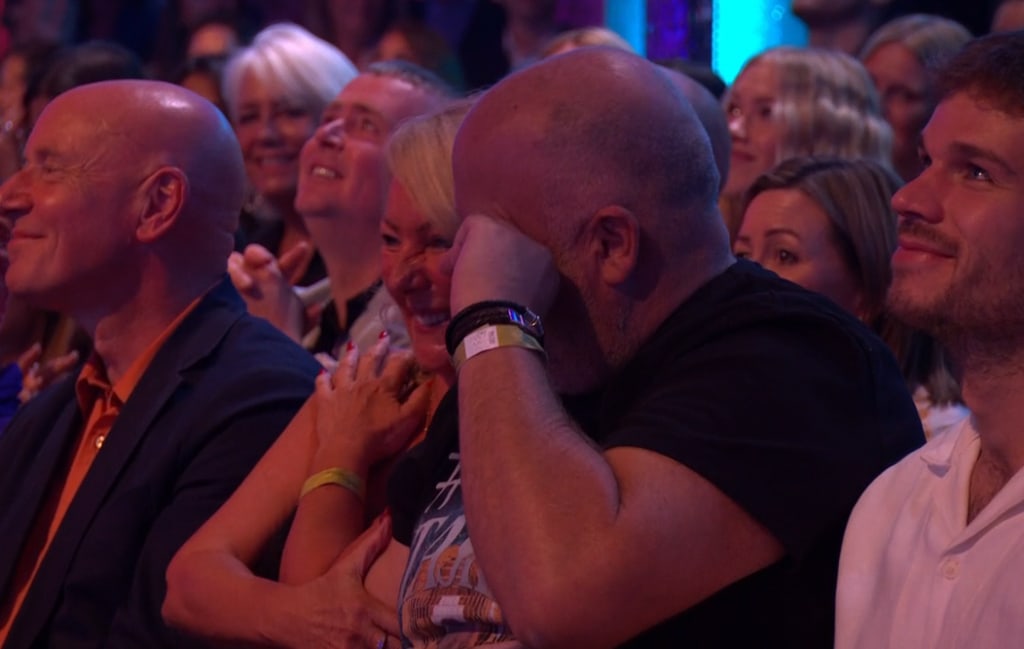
xmin=0 ymin=277 xmax=320 ymax=648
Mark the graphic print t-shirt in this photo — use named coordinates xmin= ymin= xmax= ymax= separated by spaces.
xmin=390 ymin=389 xmax=520 ymax=648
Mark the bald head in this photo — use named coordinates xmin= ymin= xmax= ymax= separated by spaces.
xmin=454 ymin=47 xmax=724 ymax=255
xmin=48 ymin=80 xmax=246 ymax=267
xmin=61 ymin=80 xmax=244 ymax=222
xmin=659 ymin=66 xmax=730 ymax=192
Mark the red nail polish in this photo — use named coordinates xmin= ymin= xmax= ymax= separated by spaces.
xmin=346 ymin=340 xmax=355 ymax=351
xmin=379 ymin=330 xmax=389 ymax=339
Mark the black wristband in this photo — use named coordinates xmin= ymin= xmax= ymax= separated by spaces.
xmin=445 ymin=301 xmax=545 ymax=355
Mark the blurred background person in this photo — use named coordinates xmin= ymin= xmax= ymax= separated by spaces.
xmin=0 ymin=40 xmax=58 ymax=181
xmin=186 ymin=12 xmax=241 ymax=59
xmin=24 ymin=39 xmax=144 ymax=127
xmin=222 ymin=22 xmax=357 ymax=288
xmin=370 ymin=16 xmax=465 ymax=91
xmin=791 ymin=0 xmax=896 ymax=55
xmin=173 ymin=53 xmax=227 ymax=113
xmin=655 ymin=57 xmax=726 ymax=99
xmin=991 ymin=0 xmax=1024 ymax=32
xmin=540 ymin=24 xmax=632 ymax=57
xmin=721 ymin=46 xmax=892 ymax=241
xmin=735 ymin=156 xmax=966 ymax=438
xmin=860 ymin=13 xmax=972 ymax=181
xmin=308 ymin=0 xmax=399 ymax=66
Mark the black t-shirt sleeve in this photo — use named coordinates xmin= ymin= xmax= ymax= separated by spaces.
xmin=602 ymin=312 xmax=921 ymax=561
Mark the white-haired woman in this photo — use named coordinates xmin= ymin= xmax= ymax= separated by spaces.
xmin=223 ymin=23 xmax=357 ymax=286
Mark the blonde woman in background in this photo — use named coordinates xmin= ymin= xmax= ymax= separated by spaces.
xmin=721 ymin=46 xmax=892 ymax=241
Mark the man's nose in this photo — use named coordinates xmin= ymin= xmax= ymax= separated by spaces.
xmin=0 ymin=172 xmax=31 ymax=222
xmin=891 ymin=167 xmax=942 ymax=225
xmin=316 ymin=117 xmax=345 ymax=147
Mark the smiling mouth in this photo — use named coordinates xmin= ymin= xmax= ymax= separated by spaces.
xmin=310 ymin=165 xmax=339 ymax=179
xmin=896 ymin=239 xmax=955 ymax=258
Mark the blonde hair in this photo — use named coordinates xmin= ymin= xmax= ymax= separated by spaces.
xmin=540 ymin=27 xmax=634 ymax=58
xmin=222 ymin=23 xmax=357 ymax=123
xmin=746 ymin=47 xmax=892 ymax=164
xmin=385 ymin=98 xmax=475 ymax=237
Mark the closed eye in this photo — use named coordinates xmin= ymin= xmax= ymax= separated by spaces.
xmin=358 ymin=117 xmax=381 ymax=135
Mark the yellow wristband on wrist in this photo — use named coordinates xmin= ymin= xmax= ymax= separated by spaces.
xmin=452 ymin=324 xmax=546 ymax=372
xmin=299 ymin=467 xmax=366 ymax=502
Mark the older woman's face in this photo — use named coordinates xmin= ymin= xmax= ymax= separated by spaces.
xmin=735 ymin=188 xmax=864 ymax=317
xmin=864 ymin=42 xmax=930 ymax=181
xmin=723 ymin=59 xmax=782 ymax=197
xmin=380 ymin=180 xmax=454 ymax=378
xmin=232 ymin=72 xmax=318 ymax=205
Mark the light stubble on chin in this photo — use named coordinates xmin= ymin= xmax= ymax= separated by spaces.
xmin=888 ymin=260 xmax=1024 ymax=352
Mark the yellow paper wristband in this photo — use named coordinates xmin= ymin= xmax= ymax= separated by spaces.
xmin=299 ymin=467 xmax=366 ymax=502
xmin=452 ymin=324 xmax=546 ymax=372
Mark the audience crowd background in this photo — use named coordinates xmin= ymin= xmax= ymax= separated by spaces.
xmin=2 ymin=0 xmax=1024 ymax=647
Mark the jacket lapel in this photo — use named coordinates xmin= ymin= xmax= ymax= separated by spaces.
xmin=0 ymin=381 xmax=82 ymax=594
xmin=9 ymin=277 xmax=246 ymax=646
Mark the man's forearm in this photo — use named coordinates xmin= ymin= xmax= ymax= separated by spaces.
xmin=457 ymin=347 xmax=622 ymax=642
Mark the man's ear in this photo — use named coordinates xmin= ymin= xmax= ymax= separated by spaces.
xmin=586 ymin=205 xmax=639 ymax=286
xmin=136 ymin=167 xmax=188 ymax=243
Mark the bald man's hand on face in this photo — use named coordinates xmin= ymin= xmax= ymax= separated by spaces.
xmin=443 ymin=214 xmax=560 ymax=317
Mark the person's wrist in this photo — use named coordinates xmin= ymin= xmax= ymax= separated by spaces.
xmin=249 ymin=581 xmax=306 ymax=646
xmin=262 ymin=582 xmax=328 ymax=648
xmin=300 ymin=467 xmax=365 ymax=502
xmin=310 ymin=441 xmax=372 ymax=478
xmin=451 ymin=323 xmax=546 ymax=372
xmin=445 ymin=300 xmax=545 ymax=355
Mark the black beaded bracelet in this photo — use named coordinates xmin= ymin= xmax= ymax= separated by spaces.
xmin=445 ymin=300 xmax=545 ymax=355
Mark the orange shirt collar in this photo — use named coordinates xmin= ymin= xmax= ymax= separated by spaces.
xmin=75 ymin=295 xmax=205 ymax=412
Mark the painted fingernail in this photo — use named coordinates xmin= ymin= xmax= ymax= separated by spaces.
xmin=346 ymin=340 xmax=355 ymax=351
xmin=379 ymin=330 xmax=389 ymax=339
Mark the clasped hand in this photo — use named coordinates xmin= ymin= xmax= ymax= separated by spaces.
xmin=292 ymin=514 xmax=402 ymax=649
xmin=312 ymin=334 xmax=432 ymax=471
